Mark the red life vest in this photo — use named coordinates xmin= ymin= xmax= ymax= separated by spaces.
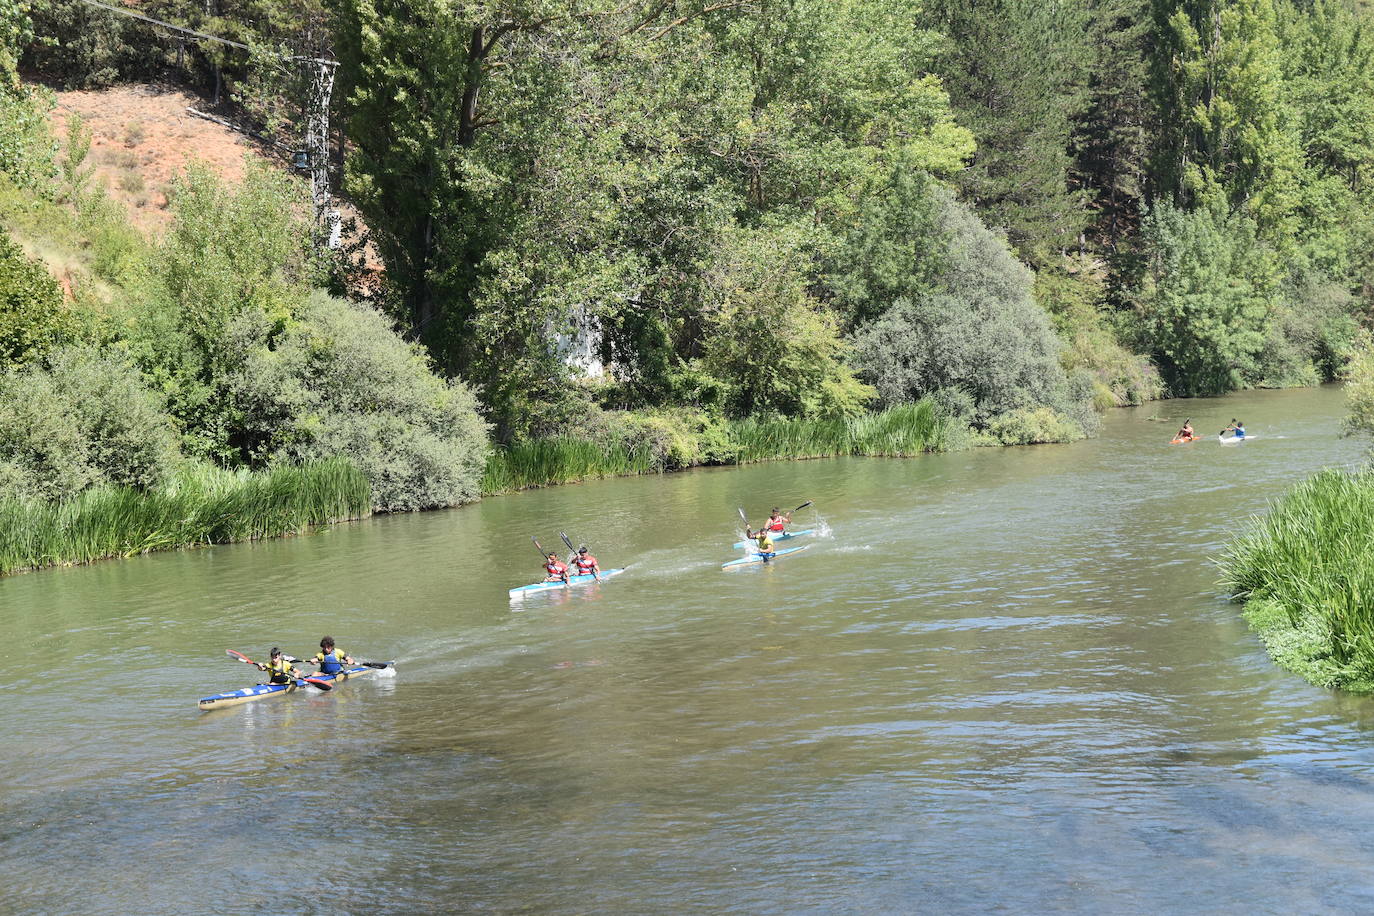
xmin=574 ymin=554 xmax=598 ymax=574
xmin=766 ymin=517 xmax=786 ymax=532
xmin=545 ymin=560 xmax=567 ymax=577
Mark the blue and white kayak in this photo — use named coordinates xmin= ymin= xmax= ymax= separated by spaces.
xmin=509 ymin=567 xmax=627 ymax=600
xmin=198 ymin=663 xmax=392 ymax=711
xmin=722 ymin=544 xmax=812 ymax=569
xmin=732 ymin=528 xmax=815 ymax=549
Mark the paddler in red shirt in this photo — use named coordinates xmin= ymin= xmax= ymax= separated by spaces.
xmin=571 ymin=545 xmax=601 ymax=581
xmin=763 ymin=506 xmax=791 ymax=535
xmin=543 ymin=552 xmax=569 ymax=583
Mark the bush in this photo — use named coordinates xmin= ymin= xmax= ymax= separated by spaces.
xmin=849 ymin=186 xmax=1079 ymax=423
xmin=986 ymin=406 xmax=1086 ymax=445
xmin=0 ymin=231 xmax=69 ymax=367
xmin=0 ymin=346 xmax=180 ymax=500
xmin=227 ymin=293 xmax=489 ymax=512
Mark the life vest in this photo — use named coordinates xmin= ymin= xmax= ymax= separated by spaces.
xmin=545 ymin=560 xmax=567 ymax=578
xmin=314 ymin=649 xmax=347 ymax=674
xmin=766 ymin=517 xmax=786 ymax=532
xmin=265 ymin=657 xmax=295 ymax=685
xmin=574 ymin=554 xmax=598 ymax=574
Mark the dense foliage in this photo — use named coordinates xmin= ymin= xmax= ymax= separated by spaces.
xmin=2 ymin=0 xmax=1374 ymax=555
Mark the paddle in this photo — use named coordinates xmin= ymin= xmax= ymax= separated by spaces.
xmin=284 ymin=655 xmax=391 ymax=670
xmin=792 ymin=500 xmax=813 ymax=513
xmin=226 ymin=649 xmax=332 ymax=690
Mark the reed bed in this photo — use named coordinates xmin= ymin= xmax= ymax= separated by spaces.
xmin=1219 ymin=467 xmax=1374 ymax=691
xmin=0 ymin=458 xmax=370 ymax=576
xmin=482 ymin=401 xmax=954 ymax=494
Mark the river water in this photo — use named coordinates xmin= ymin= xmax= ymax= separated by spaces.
xmin=5 ymin=385 xmax=1374 ymax=914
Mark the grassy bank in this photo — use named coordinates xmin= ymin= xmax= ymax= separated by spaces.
xmin=1219 ymin=467 xmax=1374 ymax=693
xmin=0 ymin=459 xmax=370 ymax=576
xmin=482 ymin=401 xmax=955 ymax=494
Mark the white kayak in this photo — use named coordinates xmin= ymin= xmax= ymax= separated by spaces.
xmin=722 ymin=544 xmax=812 ymax=569
xmin=1219 ymin=434 xmax=1252 ymax=445
xmin=509 ymin=567 xmax=627 ymax=599
xmin=731 ymin=528 xmax=815 ymax=549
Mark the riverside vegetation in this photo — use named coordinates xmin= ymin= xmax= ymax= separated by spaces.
xmin=1220 ymin=342 xmax=1374 ymax=693
xmin=4 ymin=0 xmax=1374 ymax=572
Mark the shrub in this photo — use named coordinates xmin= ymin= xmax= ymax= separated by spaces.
xmin=986 ymin=407 xmax=1086 ymax=445
xmin=849 ymin=185 xmax=1078 ymax=423
xmin=227 ymin=293 xmax=489 ymax=512
xmin=0 ymin=232 xmax=69 ymax=367
xmin=0 ymin=347 xmax=180 ymax=500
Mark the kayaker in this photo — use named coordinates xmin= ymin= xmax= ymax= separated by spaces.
xmin=543 ymin=552 xmax=569 ymax=583
xmin=572 ymin=545 xmax=601 ymax=581
xmin=1176 ymin=420 xmax=1195 ymax=441
xmin=745 ymin=526 xmax=776 ymax=558
xmin=311 ymin=636 xmax=355 ymax=674
xmin=763 ymin=507 xmax=791 ymax=535
xmin=256 ymin=647 xmax=302 ymax=685
xmin=1222 ymin=419 xmax=1246 ymax=439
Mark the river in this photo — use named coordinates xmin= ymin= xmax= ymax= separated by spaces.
xmin=5 ymin=385 xmax=1374 ymax=914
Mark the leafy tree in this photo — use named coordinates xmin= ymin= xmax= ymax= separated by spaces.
xmin=919 ymin=0 xmax=1092 ymax=264
xmin=1135 ymin=201 xmax=1278 ymax=395
xmin=1148 ymin=0 xmax=1302 ymax=241
xmin=700 ymin=226 xmax=874 ymax=420
xmin=0 ymin=232 xmax=68 ymax=367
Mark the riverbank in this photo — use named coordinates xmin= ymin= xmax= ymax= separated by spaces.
xmin=1220 ymin=466 xmax=1374 ymax=694
xmin=0 ymin=459 xmax=369 ymax=576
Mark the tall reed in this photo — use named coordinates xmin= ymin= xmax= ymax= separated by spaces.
xmin=1219 ymin=467 xmax=1374 ymax=690
xmin=0 ymin=458 xmax=370 ymax=576
xmin=482 ymin=401 xmax=954 ymax=494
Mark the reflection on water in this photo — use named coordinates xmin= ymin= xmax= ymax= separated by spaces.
xmin=5 ymin=386 xmax=1374 ymax=913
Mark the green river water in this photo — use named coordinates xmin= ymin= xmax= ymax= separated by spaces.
xmin=6 ymin=385 xmax=1374 ymax=914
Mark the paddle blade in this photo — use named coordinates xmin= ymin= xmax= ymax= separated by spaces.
xmin=226 ymin=649 xmax=254 ymax=665
xmin=357 ymin=661 xmax=392 ymax=669
xmin=737 ymin=506 xmax=748 ymax=525
xmin=303 ymin=677 xmax=333 ymax=691
xmin=532 ymin=535 xmax=548 ymax=558
xmin=560 ymin=531 xmax=576 ymax=552
xmin=793 ymin=500 xmax=813 ymax=512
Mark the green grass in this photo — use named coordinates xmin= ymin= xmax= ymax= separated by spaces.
xmin=1219 ymin=467 xmax=1374 ymax=693
xmin=0 ymin=458 xmax=370 ymax=576
xmin=482 ymin=401 xmax=955 ymax=494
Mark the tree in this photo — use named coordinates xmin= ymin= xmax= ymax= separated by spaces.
xmin=918 ymin=0 xmax=1093 ymax=265
xmin=1135 ymin=201 xmax=1278 ymax=395
xmin=0 ymin=232 xmax=68 ymax=368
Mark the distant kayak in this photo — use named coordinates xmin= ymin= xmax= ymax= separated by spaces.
xmin=1219 ymin=434 xmax=1252 ymax=445
xmin=722 ymin=544 xmax=812 ymax=569
xmin=1170 ymin=435 xmax=1200 ymax=444
xmin=731 ymin=528 xmax=815 ymax=549
xmin=509 ymin=567 xmax=627 ymax=599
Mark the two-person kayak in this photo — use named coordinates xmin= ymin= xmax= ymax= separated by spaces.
xmin=509 ymin=567 xmax=628 ymax=599
xmin=198 ymin=662 xmax=393 ymax=710
xmin=722 ymin=544 xmax=812 ymax=569
xmin=730 ymin=528 xmax=815 ymax=549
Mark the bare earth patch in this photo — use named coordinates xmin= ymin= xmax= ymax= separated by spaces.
xmin=50 ymin=84 xmax=271 ymax=230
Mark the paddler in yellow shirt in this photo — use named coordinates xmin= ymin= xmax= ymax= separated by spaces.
xmin=744 ymin=525 xmax=776 ymax=559
xmin=256 ymin=647 xmax=303 ymax=685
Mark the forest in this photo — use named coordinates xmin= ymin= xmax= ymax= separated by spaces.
xmin=2 ymin=0 xmax=1374 ymax=568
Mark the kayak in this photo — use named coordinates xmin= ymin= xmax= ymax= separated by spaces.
xmin=731 ymin=528 xmax=815 ymax=549
xmin=509 ymin=567 xmax=627 ymax=599
xmin=722 ymin=544 xmax=812 ymax=569
xmin=198 ymin=663 xmax=392 ymax=711
xmin=1170 ymin=435 xmax=1200 ymax=444
xmin=1219 ymin=434 xmax=1251 ymax=445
